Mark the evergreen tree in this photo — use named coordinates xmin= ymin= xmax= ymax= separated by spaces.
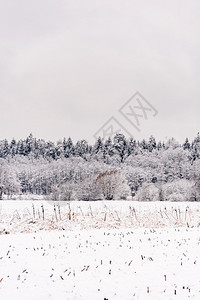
xmin=191 ymin=133 xmax=200 ymax=162
xmin=103 ymin=137 xmax=113 ymax=163
xmin=127 ymin=138 xmax=136 ymax=156
xmin=25 ymin=133 xmax=34 ymax=155
xmin=17 ymin=140 xmax=26 ymax=156
xmin=183 ymin=138 xmax=191 ymax=150
xmin=93 ymin=137 xmax=104 ymax=154
xmin=140 ymin=139 xmax=148 ymax=151
xmin=74 ymin=140 xmax=88 ymax=158
xmin=113 ymin=134 xmax=128 ymax=162
xmin=148 ymin=136 xmax=157 ymax=152
xmin=10 ymin=138 xmax=17 ymax=157
xmin=2 ymin=139 xmax=10 ymax=158
xmin=63 ymin=137 xmax=74 ymax=158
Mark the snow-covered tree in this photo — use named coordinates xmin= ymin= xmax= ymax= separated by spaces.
xmin=161 ymin=179 xmax=194 ymax=202
xmin=0 ymin=159 xmax=20 ymax=199
xmin=112 ymin=133 xmax=128 ymax=162
xmin=148 ymin=136 xmax=157 ymax=152
xmin=95 ymin=170 xmax=130 ymax=200
xmin=135 ymin=183 xmax=160 ymax=202
xmin=183 ymin=138 xmax=190 ymax=150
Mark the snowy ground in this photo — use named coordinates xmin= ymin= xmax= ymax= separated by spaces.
xmin=0 ymin=200 xmax=200 ymax=299
xmin=0 ymin=200 xmax=200 ymax=233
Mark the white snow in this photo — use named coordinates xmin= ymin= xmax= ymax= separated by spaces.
xmin=0 ymin=200 xmax=200 ymax=233
xmin=0 ymin=200 xmax=200 ymax=299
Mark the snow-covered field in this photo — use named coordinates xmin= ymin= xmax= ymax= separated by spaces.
xmin=1 ymin=200 xmax=200 ymax=233
xmin=0 ymin=200 xmax=200 ymax=299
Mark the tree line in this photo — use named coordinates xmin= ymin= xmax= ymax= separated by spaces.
xmin=0 ymin=133 xmax=200 ymax=201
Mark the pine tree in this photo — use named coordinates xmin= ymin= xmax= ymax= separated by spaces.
xmin=25 ymin=133 xmax=34 ymax=155
xmin=102 ymin=137 xmax=113 ymax=163
xmin=183 ymin=138 xmax=190 ymax=150
xmin=17 ymin=140 xmax=26 ymax=156
xmin=148 ymin=136 xmax=157 ymax=152
xmin=63 ymin=137 xmax=74 ymax=158
xmin=10 ymin=138 xmax=17 ymax=157
xmin=2 ymin=140 xmax=10 ymax=158
xmin=113 ymin=133 xmax=128 ymax=162
xmin=191 ymin=133 xmax=200 ymax=162
xmin=140 ymin=139 xmax=148 ymax=151
xmin=74 ymin=140 xmax=88 ymax=158
xmin=93 ymin=137 xmax=104 ymax=154
xmin=127 ymin=138 xmax=136 ymax=156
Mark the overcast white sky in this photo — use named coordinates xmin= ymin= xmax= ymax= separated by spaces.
xmin=0 ymin=0 xmax=199 ymax=143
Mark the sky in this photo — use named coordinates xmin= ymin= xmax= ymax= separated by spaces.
xmin=0 ymin=0 xmax=200 ymax=144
